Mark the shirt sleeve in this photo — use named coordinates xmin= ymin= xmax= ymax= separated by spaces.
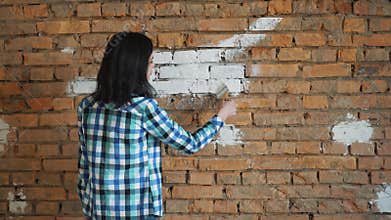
xmin=76 ymin=98 xmax=92 ymax=217
xmin=142 ymin=98 xmax=225 ymax=154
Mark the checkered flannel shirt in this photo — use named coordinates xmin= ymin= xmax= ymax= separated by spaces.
xmin=77 ymin=94 xmax=225 ymax=219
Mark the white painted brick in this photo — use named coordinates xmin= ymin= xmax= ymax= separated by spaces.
xmin=238 ymin=34 xmax=267 ymax=47
xmin=172 ymin=50 xmax=198 ymax=64
xmin=210 ymin=64 xmax=245 ymax=79
xmin=189 ymin=80 xmax=212 ymax=93
xmin=159 ymin=64 xmax=209 ymax=79
xmin=249 ymin=17 xmax=283 ymax=31
xmin=71 ymin=79 xmax=97 ymax=94
xmin=189 ymin=79 xmax=243 ymax=94
xmin=153 ymin=51 xmax=172 ymax=64
xmin=150 ymin=80 xmax=192 ymax=94
xmin=197 ymin=49 xmax=223 ymax=63
xmin=223 ymin=48 xmax=248 ymax=61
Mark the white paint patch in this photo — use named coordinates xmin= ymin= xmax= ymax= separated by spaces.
xmin=0 ymin=119 xmax=10 ymax=155
xmin=67 ymin=77 xmax=97 ymax=95
xmin=249 ymin=17 xmax=284 ymax=31
xmin=8 ymin=190 xmax=28 ymax=214
xmin=215 ymin=124 xmax=244 ymax=146
xmin=61 ymin=47 xmax=75 ymax=54
xmin=331 ymin=113 xmax=374 ymax=146
xmin=369 ymin=183 xmax=391 ymax=213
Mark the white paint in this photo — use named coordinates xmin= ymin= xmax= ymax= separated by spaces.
xmin=0 ymin=119 xmax=9 ymax=155
xmin=158 ymin=64 xmax=210 ymax=79
xmin=172 ymin=50 xmax=198 ymax=64
xmin=369 ymin=183 xmax=391 ymax=213
xmin=153 ymin=51 xmax=173 ymax=64
xmin=8 ymin=190 xmax=28 ymax=214
xmin=67 ymin=77 xmax=97 ymax=95
xmin=215 ymin=124 xmax=244 ymax=146
xmin=210 ymin=64 xmax=245 ymax=79
xmin=197 ymin=49 xmax=223 ymax=62
xmin=331 ymin=113 xmax=374 ymax=146
xmin=249 ymin=17 xmax=284 ymax=31
xmin=61 ymin=47 xmax=75 ymax=54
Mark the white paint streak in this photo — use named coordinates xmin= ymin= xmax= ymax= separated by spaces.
xmin=331 ymin=113 xmax=374 ymax=146
xmin=0 ymin=119 xmax=10 ymax=155
xmin=8 ymin=190 xmax=28 ymax=214
xmin=216 ymin=124 xmax=244 ymax=146
xmin=249 ymin=17 xmax=284 ymax=30
xmin=370 ymin=183 xmax=391 ymax=213
xmin=61 ymin=47 xmax=75 ymax=54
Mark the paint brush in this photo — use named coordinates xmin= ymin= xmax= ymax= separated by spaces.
xmin=215 ymin=81 xmax=230 ymax=101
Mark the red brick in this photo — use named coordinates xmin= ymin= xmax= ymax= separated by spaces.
xmin=216 ymin=172 xmax=241 ymax=185
xmin=157 ymin=33 xmax=184 ymax=49
xmin=35 ymin=201 xmax=59 ymax=215
xmin=354 ymin=0 xmax=391 ymax=16
xmin=37 ymin=144 xmax=60 ymax=156
xmin=311 ymin=48 xmax=337 ymax=62
xmin=5 ymin=36 xmax=52 ymax=50
xmin=295 ymin=33 xmax=326 ymax=46
xmin=226 ymin=185 xmax=274 ymax=199
xmin=24 ymin=187 xmax=66 ymax=200
xmin=319 ymin=170 xmax=343 ymax=183
xmin=358 ymin=157 xmax=383 ymax=169
xmin=350 ymin=142 xmax=375 ymax=155
xmin=338 ymin=48 xmax=357 ymax=62
xmin=252 ymin=156 xmax=356 ymax=170
xmin=369 ymin=18 xmax=391 ymax=31
xmin=0 ymin=52 xmax=22 ymax=65
xmin=296 ymin=141 xmax=321 ymax=154
xmin=0 ymin=159 xmax=40 ymax=170
xmin=162 ymin=157 xmax=198 ymax=171
xmin=11 ymin=171 xmax=35 ymax=184
xmin=248 ymin=64 xmax=299 ymax=77
xmin=0 ymin=6 xmax=23 ymax=19
xmin=130 ymin=1 xmax=154 ymax=17
xmin=0 ymin=82 xmax=22 ymax=97
xmin=199 ymin=158 xmax=251 ymax=171
xmin=302 ymin=64 xmax=351 ymax=78
xmin=26 ymin=97 xmax=53 ymax=111
xmin=2 ymin=114 xmax=38 ymax=127
xmin=292 ymin=171 xmax=318 ymax=184
xmin=265 ymin=199 xmax=289 ymax=213
xmin=342 ymin=171 xmax=368 ymax=184
xmin=371 ymin=171 xmax=391 ymax=184
xmin=0 ymin=22 xmax=36 ymax=35
xmin=24 ymin=4 xmax=48 ymax=18
xmin=344 ymin=17 xmax=366 ymax=32
xmin=205 ymin=2 xmax=251 ymax=17
xmin=353 ymin=33 xmax=391 ymax=46
xmin=336 ymin=80 xmax=361 ymax=93
xmin=251 ymin=47 xmax=276 ymax=61
xmin=172 ymin=186 xmax=224 ymax=199
xmin=24 ymin=52 xmax=73 ymax=65
xmin=235 ymin=97 xmax=276 ymax=109
xmin=163 ymin=171 xmax=186 ymax=184
xmin=269 ymin=0 xmax=292 ymax=15
xmin=22 ymin=82 xmax=67 ymax=97
xmin=359 ymin=48 xmax=389 ymax=61
xmin=254 ymin=111 xmax=303 ymax=126
xmin=18 ymin=128 xmax=67 ymax=143
xmin=303 ymin=95 xmax=328 ymax=109
xmin=102 ymin=2 xmax=127 ymax=17
xmin=278 ymin=48 xmax=311 ymax=61
xmin=52 ymin=98 xmax=74 ymax=110
xmin=43 ymin=159 xmax=78 ymax=171
xmin=77 ymin=3 xmax=101 ymax=17
xmin=92 ymin=19 xmax=141 ymax=32
xmin=267 ymin=171 xmax=290 ymax=184
xmin=189 ymin=200 xmax=213 ymax=213
xmin=189 ymin=172 xmax=214 ymax=185
xmin=166 ymin=199 xmax=190 ymax=213
xmin=156 ymin=2 xmax=184 ymax=16
xmin=187 ymin=33 xmax=238 ymax=47
xmin=37 ymin=20 xmax=90 ymax=34
xmin=39 ymin=112 xmax=77 ymax=126
xmin=213 ymin=200 xmax=238 ymax=214
xmin=198 ymin=18 xmax=247 ymax=31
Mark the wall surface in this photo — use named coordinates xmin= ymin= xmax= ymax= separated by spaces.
xmin=0 ymin=0 xmax=391 ymax=219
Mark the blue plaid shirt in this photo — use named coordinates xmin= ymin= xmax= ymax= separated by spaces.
xmin=77 ymin=94 xmax=225 ymax=219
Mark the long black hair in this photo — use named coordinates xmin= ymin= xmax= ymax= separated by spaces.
xmin=91 ymin=31 xmax=157 ymax=108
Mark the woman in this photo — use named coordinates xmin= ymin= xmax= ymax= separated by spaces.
xmin=77 ymin=31 xmax=236 ymax=220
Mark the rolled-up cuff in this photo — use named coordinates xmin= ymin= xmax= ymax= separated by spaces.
xmin=211 ymin=114 xmax=225 ymax=130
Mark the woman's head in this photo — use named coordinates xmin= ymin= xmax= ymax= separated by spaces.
xmin=91 ymin=31 xmax=157 ymax=108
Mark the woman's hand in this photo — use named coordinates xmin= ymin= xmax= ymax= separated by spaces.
xmin=217 ymin=100 xmax=237 ymax=121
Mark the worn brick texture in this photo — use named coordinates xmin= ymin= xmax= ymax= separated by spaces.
xmin=0 ymin=0 xmax=391 ymax=219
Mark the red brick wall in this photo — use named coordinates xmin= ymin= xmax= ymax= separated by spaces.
xmin=1 ymin=0 xmax=391 ymax=219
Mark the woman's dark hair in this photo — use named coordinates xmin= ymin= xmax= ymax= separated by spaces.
xmin=91 ymin=31 xmax=157 ymax=108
